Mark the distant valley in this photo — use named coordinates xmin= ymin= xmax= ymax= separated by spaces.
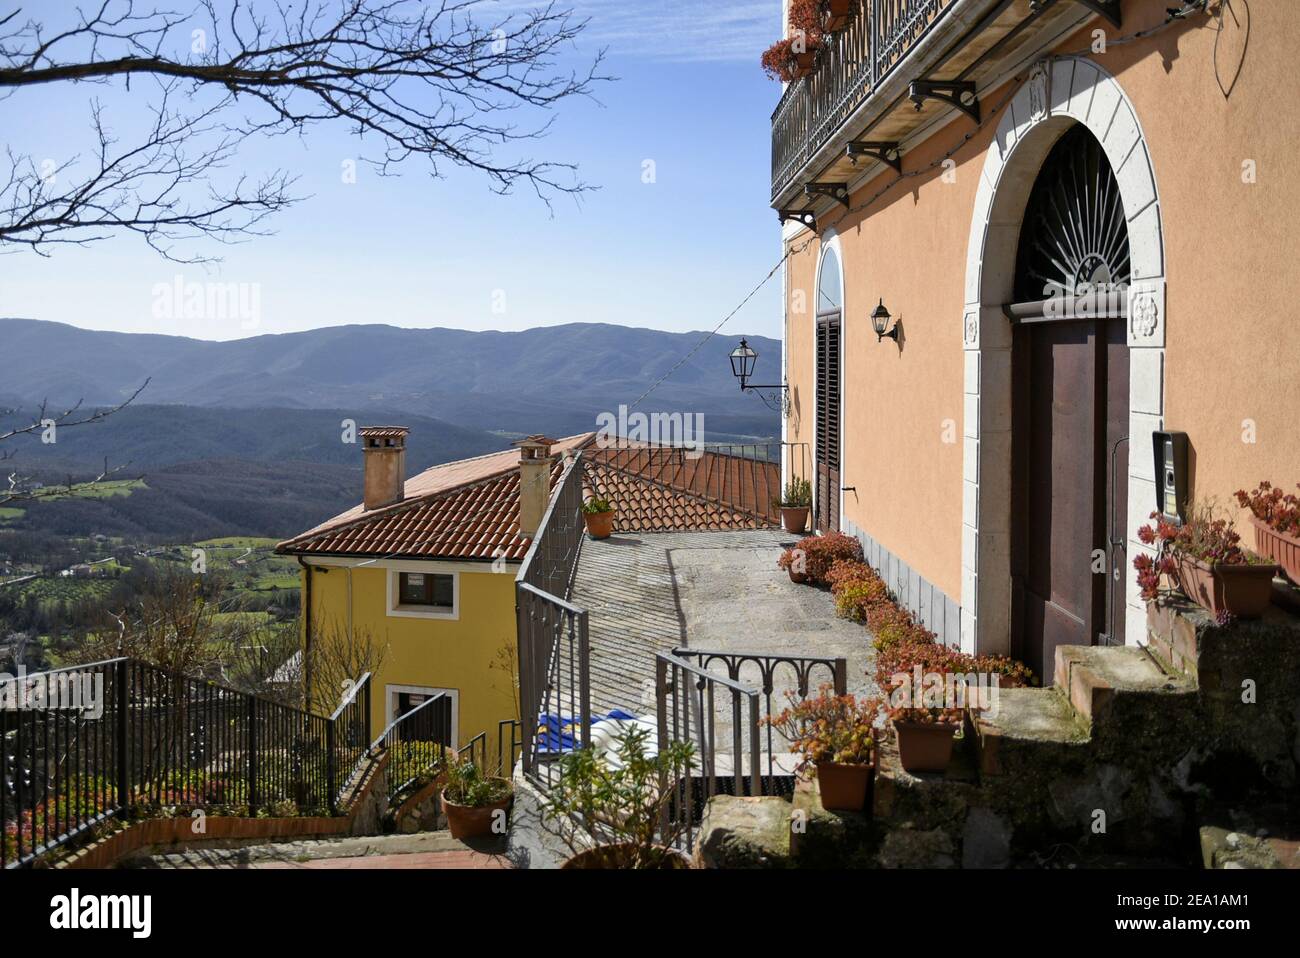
xmin=0 ymin=319 xmax=782 ymax=540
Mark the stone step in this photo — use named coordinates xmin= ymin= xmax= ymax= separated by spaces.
xmin=1053 ymin=644 xmax=1193 ymax=729
xmin=121 ymin=829 xmax=505 ymax=869
xmin=971 ymin=687 xmax=1090 ymax=778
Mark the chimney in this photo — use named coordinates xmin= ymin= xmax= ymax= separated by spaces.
xmin=513 ymin=435 xmax=556 ymax=538
xmin=360 ymin=426 xmax=409 ymax=511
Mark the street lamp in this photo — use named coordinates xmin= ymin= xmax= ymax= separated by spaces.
xmin=729 ymin=338 xmax=787 ymax=394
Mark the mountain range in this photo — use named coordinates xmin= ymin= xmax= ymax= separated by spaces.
xmin=0 ymin=318 xmax=782 ymax=539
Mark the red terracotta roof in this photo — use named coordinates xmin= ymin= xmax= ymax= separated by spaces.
xmin=276 ymin=435 xmax=778 ymax=561
xmin=276 ymin=435 xmax=590 ymax=561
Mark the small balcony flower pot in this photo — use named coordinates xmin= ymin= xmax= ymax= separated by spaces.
xmin=1174 ymin=553 xmax=1279 ymax=619
xmin=825 ymin=0 xmax=852 ymax=31
xmin=815 ymin=760 xmax=874 ymax=812
xmin=1248 ymin=515 xmax=1300 ymax=585
xmin=781 ymin=505 xmax=810 ymax=534
xmin=441 ymin=783 xmax=512 ymax=840
xmin=583 ymin=509 xmax=615 ymax=540
xmin=794 ymin=50 xmax=817 ymax=76
xmin=893 ymin=721 xmax=958 ymax=774
xmin=561 ymin=843 xmax=691 ymax=869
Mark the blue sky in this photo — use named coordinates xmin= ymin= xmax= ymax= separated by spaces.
xmin=0 ymin=1 xmax=787 ymax=341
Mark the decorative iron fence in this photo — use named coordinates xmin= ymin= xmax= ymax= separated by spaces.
xmin=655 ymin=649 xmax=849 ymax=850
xmin=771 ymin=0 xmax=957 ymax=201
xmin=586 ymin=441 xmax=811 ymax=526
xmin=1 ymin=658 xmax=372 ymax=869
xmin=515 ymin=452 xmax=590 ymax=781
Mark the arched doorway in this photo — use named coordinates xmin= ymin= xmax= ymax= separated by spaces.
xmin=1009 ymin=125 xmax=1132 ymax=679
xmin=959 ymin=58 xmax=1166 ymax=660
xmin=814 ymin=240 xmax=843 ymax=533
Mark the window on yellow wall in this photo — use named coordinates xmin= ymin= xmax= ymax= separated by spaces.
xmin=398 ymin=572 xmax=454 ymax=608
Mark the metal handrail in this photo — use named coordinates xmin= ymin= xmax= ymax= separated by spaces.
xmin=771 ymin=0 xmax=959 ymax=202
xmin=328 ymin=670 xmax=372 ymax=722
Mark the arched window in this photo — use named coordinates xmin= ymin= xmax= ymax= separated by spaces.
xmin=817 ymin=246 xmax=842 ymax=314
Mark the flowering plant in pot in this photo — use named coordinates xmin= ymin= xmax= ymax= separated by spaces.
xmin=883 ymin=681 xmax=964 ymax=775
xmin=1134 ymin=500 xmax=1278 ymax=619
xmin=776 ymin=477 xmax=812 ymax=534
xmin=544 ymin=725 xmax=696 ymax=869
xmin=760 ymin=0 xmax=828 ymax=81
xmin=765 ymin=684 xmax=880 ymax=812
xmin=581 ymin=496 xmax=615 ymax=540
xmin=1235 ymin=481 xmax=1300 ymax=584
xmin=439 ymin=754 xmax=513 ymax=840
xmin=776 ymin=531 xmax=863 ymax=586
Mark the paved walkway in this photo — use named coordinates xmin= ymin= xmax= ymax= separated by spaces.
xmin=570 ymin=530 xmax=876 ymax=718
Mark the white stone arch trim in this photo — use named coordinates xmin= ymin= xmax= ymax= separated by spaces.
xmin=812 ymin=228 xmax=846 ymax=530
xmin=959 ymin=56 xmax=1166 ymax=656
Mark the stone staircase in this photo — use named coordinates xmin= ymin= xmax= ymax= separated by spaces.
xmin=696 ymin=596 xmax=1300 ymax=868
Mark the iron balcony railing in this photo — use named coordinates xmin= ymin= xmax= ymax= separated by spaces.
xmin=771 ymin=0 xmax=958 ymax=202
xmin=655 ymin=649 xmax=848 ymax=849
xmin=1 ymin=658 xmax=373 ymax=869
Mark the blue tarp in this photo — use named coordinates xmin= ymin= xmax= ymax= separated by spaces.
xmin=534 ymin=709 xmax=637 ymax=755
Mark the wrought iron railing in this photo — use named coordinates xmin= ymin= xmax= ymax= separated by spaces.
xmin=1 ymin=658 xmax=372 ymax=869
xmin=585 ymin=441 xmax=811 ymax=526
xmin=515 ymin=452 xmax=590 ymax=781
xmin=368 ymin=690 xmax=452 ymax=805
xmin=771 ymin=0 xmax=958 ymax=201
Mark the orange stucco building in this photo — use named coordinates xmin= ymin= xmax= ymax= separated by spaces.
xmin=772 ymin=0 xmax=1298 ymax=677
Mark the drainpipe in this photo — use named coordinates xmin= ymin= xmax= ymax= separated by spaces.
xmin=297 ymin=557 xmax=314 ymax=710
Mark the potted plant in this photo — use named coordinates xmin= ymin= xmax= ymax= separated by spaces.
xmin=1235 ymin=482 xmax=1300 ymax=584
xmin=544 ymin=725 xmax=695 ymax=869
xmin=581 ymin=496 xmax=615 ymax=540
xmin=824 ymin=0 xmax=854 ymax=32
xmin=776 ymin=532 xmax=863 ymax=586
xmin=776 ymin=477 xmax=812 ymax=534
xmin=882 ymin=661 xmax=963 ymax=774
xmin=1135 ymin=500 xmax=1279 ymax=619
xmin=439 ymin=754 xmax=513 ymax=840
xmin=766 ymin=684 xmax=879 ymax=812
xmin=760 ymin=0 xmax=827 ymax=81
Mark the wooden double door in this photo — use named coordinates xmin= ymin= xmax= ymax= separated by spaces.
xmin=1011 ymin=316 xmax=1129 ymax=680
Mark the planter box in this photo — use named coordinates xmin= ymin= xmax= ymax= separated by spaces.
xmin=1249 ymin=515 xmax=1300 ymax=586
xmin=815 ymin=761 xmax=873 ymax=812
xmin=893 ymin=721 xmax=957 ymax=774
xmin=1175 ymin=553 xmax=1279 ymax=619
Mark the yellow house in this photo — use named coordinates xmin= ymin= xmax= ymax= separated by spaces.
xmin=277 ymin=429 xmax=592 ymax=761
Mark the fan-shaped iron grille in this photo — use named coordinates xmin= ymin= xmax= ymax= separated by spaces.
xmin=1014 ymin=125 xmax=1131 ymax=303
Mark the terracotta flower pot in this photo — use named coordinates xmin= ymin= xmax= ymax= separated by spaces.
xmin=893 ymin=721 xmax=958 ymax=774
xmin=561 ymin=843 xmax=691 ymax=870
xmin=583 ymin=509 xmax=615 ymax=540
xmin=780 ymin=506 xmax=810 ymax=534
xmin=825 ymin=0 xmax=852 ymax=31
xmin=1249 ymin=515 xmax=1300 ymax=586
xmin=788 ymin=567 xmax=808 ymax=584
xmin=815 ymin=761 xmax=873 ymax=812
xmin=441 ymin=784 xmax=512 ymax=840
xmin=1174 ymin=553 xmax=1279 ymax=619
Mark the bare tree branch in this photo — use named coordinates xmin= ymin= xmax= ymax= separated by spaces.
xmin=0 ymin=1 xmax=606 ymax=258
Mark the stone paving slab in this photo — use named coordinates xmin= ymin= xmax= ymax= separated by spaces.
xmin=124 ymin=830 xmax=509 ymax=869
xmin=570 ymin=530 xmax=877 ymax=723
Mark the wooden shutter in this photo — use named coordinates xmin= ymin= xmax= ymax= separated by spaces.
xmin=815 ymin=314 xmax=841 ymax=532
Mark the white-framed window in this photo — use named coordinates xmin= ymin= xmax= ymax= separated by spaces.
xmin=386 ymin=568 xmax=459 ymax=619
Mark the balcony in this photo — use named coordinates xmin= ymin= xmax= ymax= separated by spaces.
xmin=770 ymin=0 xmax=1119 ymax=211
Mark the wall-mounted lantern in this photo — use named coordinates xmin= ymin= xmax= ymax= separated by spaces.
xmin=871 ymin=299 xmax=900 ymax=343
xmin=729 ymin=338 xmax=788 ymax=394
